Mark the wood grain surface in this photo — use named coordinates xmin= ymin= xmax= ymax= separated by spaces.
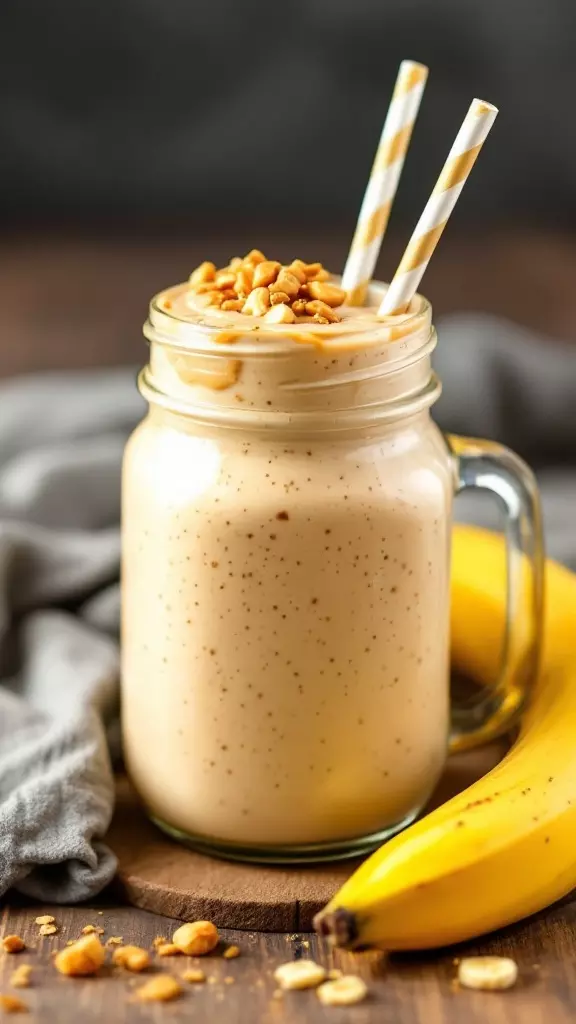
xmin=2 ymin=897 xmax=576 ymax=1023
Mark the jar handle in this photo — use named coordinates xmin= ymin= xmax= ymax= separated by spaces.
xmin=447 ymin=434 xmax=544 ymax=752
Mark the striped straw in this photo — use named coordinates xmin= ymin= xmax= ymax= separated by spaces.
xmin=379 ymin=98 xmax=498 ymax=316
xmin=341 ymin=60 xmax=429 ymax=306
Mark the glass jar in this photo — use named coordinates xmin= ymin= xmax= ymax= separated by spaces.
xmin=121 ymin=282 xmax=543 ymax=863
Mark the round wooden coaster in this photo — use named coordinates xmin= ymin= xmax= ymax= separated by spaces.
xmin=107 ymin=742 xmax=505 ymax=932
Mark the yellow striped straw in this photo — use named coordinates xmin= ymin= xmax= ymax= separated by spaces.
xmin=379 ymin=98 xmax=498 ymax=316
xmin=341 ymin=60 xmax=429 ymax=306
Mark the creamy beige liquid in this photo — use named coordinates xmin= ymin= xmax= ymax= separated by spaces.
xmin=122 ymin=282 xmax=453 ymax=848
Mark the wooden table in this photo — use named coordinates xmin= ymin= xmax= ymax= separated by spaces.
xmin=2 ymin=895 xmax=576 ymax=1022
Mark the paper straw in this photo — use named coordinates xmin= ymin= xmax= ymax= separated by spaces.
xmin=379 ymin=98 xmax=498 ymax=316
xmin=341 ymin=60 xmax=429 ymax=306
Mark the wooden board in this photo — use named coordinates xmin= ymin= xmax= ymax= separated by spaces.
xmin=107 ymin=743 xmax=506 ymax=932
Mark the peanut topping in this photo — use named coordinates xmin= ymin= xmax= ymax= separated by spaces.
xmin=187 ymin=251 xmax=345 ymax=322
xmin=54 ymin=934 xmax=105 ymax=977
xmin=252 ymin=260 xmax=281 ymax=289
xmin=172 ymin=921 xmax=219 ymax=956
xmin=242 ymin=287 xmax=270 ymax=317
xmin=263 ymin=303 xmax=296 ymax=325
xmin=2 ymin=938 xmax=25 ymax=955
xmin=307 ymin=281 xmax=347 ymax=307
xmin=305 ymin=300 xmax=341 ymax=324
xmin=189 ymin=261 xmax=216 ymax=287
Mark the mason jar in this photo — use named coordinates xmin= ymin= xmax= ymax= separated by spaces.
xmin=121 ymin=281 xmax=543 ymax=863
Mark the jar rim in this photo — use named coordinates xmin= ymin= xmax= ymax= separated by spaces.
xmin=145 ymin=279 xmax=432 ymax=360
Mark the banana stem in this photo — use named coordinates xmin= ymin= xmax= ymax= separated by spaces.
xmin=313 ymin=908 xmax=358 ymax=947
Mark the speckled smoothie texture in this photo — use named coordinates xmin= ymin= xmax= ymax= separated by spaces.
xmin=121 ymin=282 xmax=452 ymax=848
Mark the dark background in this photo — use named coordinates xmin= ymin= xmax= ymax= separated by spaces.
xmin=1 ymin=0 xmax=576 ymax=375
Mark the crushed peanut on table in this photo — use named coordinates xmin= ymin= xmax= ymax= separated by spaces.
xmin=157 ymin=943 xmax=181 ymax=957
xmin=135 ymin=974 xmax=183 ymax=1003
xmin=172 ymin=921 xmax=219 ymax=956
xmin=183 ymin=968 xmax=206 ymax=984
xmin=223 ymin=944 xmax=241 ymax=959
xmin=39 ymin=924 xmax=58 ymax=936
xmin=34 ymin=916 xmax=55 ymax=927
xmin=54 ymin=934 xmax=105 ymax=977
xmin=0 ymin=994 xmax=28 ymax=1014
xmin=112 ymin=945 xmax=151 ymax=973
xmin=9 ymin=965 xmax=32 ymax=989
xmin=2 ymin=937 xmax=25 ymax=954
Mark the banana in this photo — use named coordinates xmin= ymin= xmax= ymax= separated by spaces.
xmin=314 ymin=524 xmax=576 ymax=951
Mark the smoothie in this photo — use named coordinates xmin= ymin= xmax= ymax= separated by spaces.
xmin=121 ymin=252 xmax=452 ymax=854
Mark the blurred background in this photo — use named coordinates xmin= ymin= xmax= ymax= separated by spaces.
xmin=3 ymin=0 xmax=576 ymax=376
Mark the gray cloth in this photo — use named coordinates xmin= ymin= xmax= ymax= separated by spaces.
xmin=0 ymin=318 xmax=575 ymax=902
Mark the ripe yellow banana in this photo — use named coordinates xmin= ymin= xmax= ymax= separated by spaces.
xmin=315 ymin=524 xmax=576 ymax=950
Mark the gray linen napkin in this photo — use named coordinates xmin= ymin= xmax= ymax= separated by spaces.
xmin=0 ymin=317 xmax=574 ymax=902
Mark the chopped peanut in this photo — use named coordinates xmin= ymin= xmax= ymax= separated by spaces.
xmin=305 ymin=300 xmax=340 ymax=323
xmin=263 ymin=303 xmax=296 ymax=324
xmin=112 ymin=945 xmax=150 ymax=973
xmin=38 ymin=925 xmax=57 ymax=936
xmin=204 ymin=290 xmax=225 ymax=307
xmin=304 ymin=262 xmax=330 ymax=281
xmin=244 ymin=249 xmax=266 ymax=265
xmin=189 ymin=261 xmax=216 ymax=287
xmin=215 ymin=271 xmax=236 ymax=290
xmin=234 ymin=268 xmax=254 ymax=297
xmin=252 ymin=261 xmax=281 ymax=289
xmin=54 ymin=934 xmax=105 ymax=977
xmin=106 ymin=936 xmax=124 ymax=946
xmin=269 ymin=291 xmax=291 ymax=306
xmin=187 ymin=252 xmax=343 ymax=323
xmin=287 ymin=259 xmax=308 ymax=283
xmin=0 ymin=994 xmax=27 ymax=1013
xmin=307 ymin=281 xmax=347 ymax=307
xmin=157 ymin=943 xmax=181 ymax=957
xmin=172 ymin=921 xmax=219 ymax=956
xmin=34 ymin=916 xmax=55 ymax=927
xmin=9 ymin=966 xmax=31 ymax=989
xmin=183 ymin=968 xmax=206 ymax=983
xmin=2 ymin=938 xmax=25 ymax=955
xmin=222 ymin=945 xmax=241 ymax=959
xmin=242 ymin=287 xmax=270 ymax=317
xmin=135 ymin=974 xmax=182 ymax=1003
xmin=269 ymin=270 xmax=301 ymax=299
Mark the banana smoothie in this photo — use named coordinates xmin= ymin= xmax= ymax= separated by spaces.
xmin=122 ymin=252 xmax=452 ymax=857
